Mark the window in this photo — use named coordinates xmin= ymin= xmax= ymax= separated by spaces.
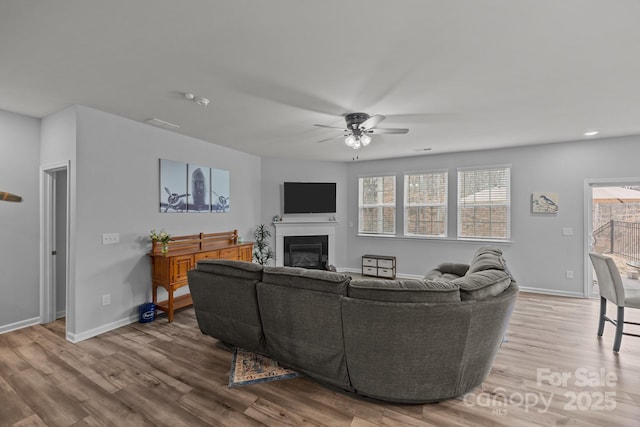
xmin=359 ymin=175 xmax=396 ymax=234
xmin=458 ymin=166 xmax=510 ymax=240
xmin=404 ymin=171 xmax=447 ymax=237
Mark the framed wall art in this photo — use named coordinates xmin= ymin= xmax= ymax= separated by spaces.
xmin=159 ymin=159 xmax=229 ymax=213
xmin=531 ymin=192 xmax=559 ymax=214
xmin=160 ymin=159 xmax=187 ymax=212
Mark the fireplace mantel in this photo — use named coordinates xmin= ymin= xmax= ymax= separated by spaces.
xmin=273 ymin=221 xmax=337 ymax=267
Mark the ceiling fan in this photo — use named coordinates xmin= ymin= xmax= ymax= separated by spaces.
xmin=314 ymin=113 xmax=409 ymax=150
xmin=0 ymin=191 xmax=23 ymax=202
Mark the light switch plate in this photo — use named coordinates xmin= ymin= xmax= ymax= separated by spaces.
xmin=562 ymin=227 xmax=573 ymax=236
xmin=102 ymin=233 xmax=120 ymax=244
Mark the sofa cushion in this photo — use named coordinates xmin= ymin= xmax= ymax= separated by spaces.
xmin=262 ymin=266 xmax=350 ymax=295
xmin=424 ymin=262 xmax=470 ymax=281
xmin=348 ymin=279 xmax=460 ymax=303
xmin=196 ymin=259 xmax=263 ymax=280
xmin=467 ymin=247 xmax=505 ymax=274
xmin=452 ymin=270 xmax=511 ymax=300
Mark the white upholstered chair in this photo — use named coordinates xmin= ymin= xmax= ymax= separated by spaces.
xmin=589 ymin=252 xmax=640 ymax=352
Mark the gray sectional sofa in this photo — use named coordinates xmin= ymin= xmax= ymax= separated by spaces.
xmin=187 ymin=246 xmax=518 ymax=403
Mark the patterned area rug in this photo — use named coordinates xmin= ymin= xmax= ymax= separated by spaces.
xmin=228 ymin=348 xmax=300 ymax=388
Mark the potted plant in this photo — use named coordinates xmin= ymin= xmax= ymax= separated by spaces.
xmin=150 ymin=229 xmax=172 ymax=254
xmin=253 ymin=224 xmax=274 ymax=265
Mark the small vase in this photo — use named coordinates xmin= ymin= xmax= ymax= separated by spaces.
xmin=161 ymin=243 xmax=169 ymax=254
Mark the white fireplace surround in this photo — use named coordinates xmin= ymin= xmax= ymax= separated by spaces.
xmin=273 ymin=221 xmax=337 ymax=267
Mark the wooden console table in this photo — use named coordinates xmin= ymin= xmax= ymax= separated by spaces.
xmin=148 ymin=229 xmax=253 ymax=322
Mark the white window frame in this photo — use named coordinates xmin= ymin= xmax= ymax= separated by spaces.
xmin=358 ymin=175 xmax=396 ymax=235
xmin=404 ymin=170 xmax=448 ymax=237
xmin=457 ymin=166 xmax=511 ymax=240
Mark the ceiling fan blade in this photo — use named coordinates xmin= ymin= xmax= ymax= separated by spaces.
xmin=316 ymin=135 xmax=345 ymax=143
xmin=359 ymin=114 xmax=386 ymax=130
xmin=385 ymin=113 xmax=459 ymax=123
xmin=368 ymin=128 xmax=409 ymax=134
xmin=313 ymin=124 xmax=347 ymax=130
xmin=0 ymin=191 xmax=23 ymax=202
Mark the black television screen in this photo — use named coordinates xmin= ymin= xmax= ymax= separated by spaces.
xmin=284 ymin=182 xmax=336 ymax=214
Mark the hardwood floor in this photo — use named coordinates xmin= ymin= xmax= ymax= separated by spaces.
xmin=1 ymin=292 xmax=639 ymax=426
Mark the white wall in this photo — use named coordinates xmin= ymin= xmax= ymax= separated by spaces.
xmin=261 ymin=157 xmax=349 ymax=267
xmin=346 ymin=135 xmax=640 ymax=296
xmin=0 ymin=109 xmax=41 ymax=332
xmin=70 ymin=106 xmax=262 ymax=339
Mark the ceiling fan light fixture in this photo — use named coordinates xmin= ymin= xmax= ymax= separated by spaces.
xmin=345 ymin=135 xmax=356 ymax=147
xmin=352 ymin=139 xmax=361 ymax=149
xmin=360 ymin=134 xmax=371 ymax=146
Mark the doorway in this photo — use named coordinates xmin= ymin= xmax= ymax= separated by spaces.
xmin=41 ymin=164 xmax=69 ymax=335
xmin=585 ymin=179 xmax=640 ymax=298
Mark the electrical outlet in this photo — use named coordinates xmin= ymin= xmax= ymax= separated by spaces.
xmin=102 ymin=233 xmax=120 ymax=244
xmin=566 ymin=270 xmax=574 ymax=279
xmin=102 ymin=294 xmax=111 ymax=306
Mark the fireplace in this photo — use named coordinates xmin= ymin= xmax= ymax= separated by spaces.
xmin=273 ymin=221 xmax=337 ymax=268
xmin=284 ymin=235 xmax=328 ymax=270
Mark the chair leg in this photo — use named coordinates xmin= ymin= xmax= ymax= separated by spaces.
xmin=598 ymin=297 xmax=607 ymax=337
xmin=613 ymin=306 xmax=624 ymax=353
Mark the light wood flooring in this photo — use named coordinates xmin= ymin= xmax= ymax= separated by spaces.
xmin=1 ymin=292 xmax=639 ymax=426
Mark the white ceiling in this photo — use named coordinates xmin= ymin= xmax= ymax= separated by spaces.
xmin=2 ymin=1 xmax=639 ymax=162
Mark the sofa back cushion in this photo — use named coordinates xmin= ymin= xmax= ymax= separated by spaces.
xmin=188 ymin=268 xmax=265 ymax=353
xmin=452 ymin=270 xmax=512 ymax=300
xmin=196 ymin=259 xmax=263 ymax=280
xmin=262 ymin=266 xmax=350 ymax=294
xmin=257 ymin=273 xmax=352 ymax=390
xmin=466 ymin=246 xmax=506 ymax=275
xmin=348 ymin=279 xmax=461 ymax=303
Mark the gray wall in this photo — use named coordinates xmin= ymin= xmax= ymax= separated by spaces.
xmin=345 ymin=135 xmax=640 ymax=296
xmin=3 ymin=105 xmax=263 ymax=338
xmin=260 ymin=157 xmax=349 ymax=266
xmin=0 ymin=109 xmax=41 ymax=332
xmin=4 ymin=101 xmax=640 ymax=335
xmin=69 ymin=106 xmax=262 ymax=340
xmin=41 ymin=106 xmax=77 ymax=332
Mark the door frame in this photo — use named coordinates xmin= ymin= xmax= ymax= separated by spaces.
xmin=40 ymin=162 xmax=70 ymax=329
xmin=584 ymin=177 xmax=640 ymax=298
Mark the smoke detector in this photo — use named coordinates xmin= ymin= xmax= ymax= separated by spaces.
xmin=185 ymin=93 xmax=210 ymax=107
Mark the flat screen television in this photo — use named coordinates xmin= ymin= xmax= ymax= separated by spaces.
xmin=284 ymin=182 xmax=336 ymax=214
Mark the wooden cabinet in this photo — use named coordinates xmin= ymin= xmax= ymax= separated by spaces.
xmin=362 ymin=254 xmax=396 ymax=279
xmin=149 ymin=230 xmax=253 ymax=322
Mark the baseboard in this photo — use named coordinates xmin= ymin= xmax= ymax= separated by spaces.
xmin=0 ymin=316 xmax=40 ymax=335
xmin=517 ymin=286 xmax=585 ymax=298
xmin=66 ymin=314 xmax=138 ymax=343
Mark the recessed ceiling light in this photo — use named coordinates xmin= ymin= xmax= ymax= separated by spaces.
xmin=584 ymin=130 xmax=599 ymax=137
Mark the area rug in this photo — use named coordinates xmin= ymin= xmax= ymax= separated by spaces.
xmin=228 ymin=348 xmax=300 ymax=388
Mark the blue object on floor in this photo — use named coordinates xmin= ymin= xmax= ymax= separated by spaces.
xmin=138 ymin=302 xmax=155 ymax=323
